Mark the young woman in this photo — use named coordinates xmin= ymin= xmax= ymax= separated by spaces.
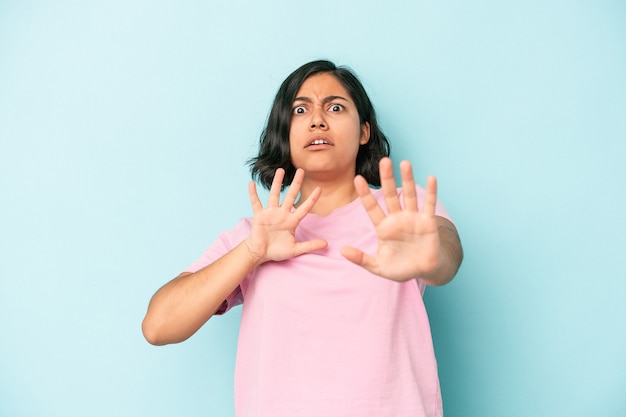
xmin=142 ymin=60 xmax=463 ymax=417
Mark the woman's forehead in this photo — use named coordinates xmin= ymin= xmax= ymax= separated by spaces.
xmin=295 ymin=73 xmax=352 ymax=101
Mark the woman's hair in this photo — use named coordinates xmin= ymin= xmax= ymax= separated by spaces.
xmin=248 ymin=60 xmax=391 ymax=190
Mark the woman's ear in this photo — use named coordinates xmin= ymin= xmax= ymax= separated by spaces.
xmin=360 ymin=122 xmax=371 ymax=145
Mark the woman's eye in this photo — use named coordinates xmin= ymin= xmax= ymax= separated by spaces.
xmin=329 ymin=104 xmax=344 ymax=112
xmin=293 ymin=106 xmax=306 ymax=115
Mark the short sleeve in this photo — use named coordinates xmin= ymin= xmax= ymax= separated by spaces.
xmin=213 ymin=287 xmax=244 ymax=315
xmin=400 ymin=185 xmax=456 ymax=290
xmin=183 ymin=218 xmax=253 ymax=314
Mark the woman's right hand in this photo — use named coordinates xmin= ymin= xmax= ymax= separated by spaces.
xmin=246 ymin=168 xmax=327 ymax=264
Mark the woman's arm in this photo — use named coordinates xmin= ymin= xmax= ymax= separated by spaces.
xmin=142 ymin=240 xmax=260 ymax=346
xmin=142 ymin=168 xmax=327 ymax=346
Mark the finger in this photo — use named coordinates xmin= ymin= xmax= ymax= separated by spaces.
xmin=267 ymin=168 xmax=285 ymax=208
xmin=281 ymin=168 xmax=304 ymax=209
xmin=379 ymin=157 xmax=401 ymax=214
xmin=354 ymin=174 xmax=385 ymax=226
xmin=400 ymin=160 xmax=418 ymax=212
xmin=248 ymin=181 xmax=263 ymax=214
xmin=292 ymin=186 xmax=321 ymax=221
xmin=422 ymin=175 xmax=438 ymax=216
xmin=340 ymin=246 xmax=377 ymax=273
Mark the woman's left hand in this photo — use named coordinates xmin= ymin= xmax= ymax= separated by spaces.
xmin=341 ymin=157 xmax=442 ymax=282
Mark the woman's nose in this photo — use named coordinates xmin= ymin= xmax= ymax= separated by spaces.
xmin=309 ymin=107 xmax=327 ymax=130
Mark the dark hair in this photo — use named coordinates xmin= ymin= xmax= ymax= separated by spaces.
xmin=248 ymin=60 xmax=391 ymax=190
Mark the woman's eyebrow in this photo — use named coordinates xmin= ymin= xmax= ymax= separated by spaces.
xmin=293 ymin=95 xmax=350 ymax=104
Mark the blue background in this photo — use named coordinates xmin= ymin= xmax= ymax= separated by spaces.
xmin=1 ymin=1 xmax=625 ymax=416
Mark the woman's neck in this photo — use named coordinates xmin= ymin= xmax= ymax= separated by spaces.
xmin=296 ymin=179 xmax=360 ymax=217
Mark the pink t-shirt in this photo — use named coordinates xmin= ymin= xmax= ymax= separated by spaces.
xmin=186 ymin=186 xmax=451 ymax=417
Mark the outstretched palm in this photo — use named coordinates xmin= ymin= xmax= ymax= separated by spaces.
xmin=341 ymin=158 xmax=442 ymax=282
xmin=247 ymin=168 xmax=327 ymax=264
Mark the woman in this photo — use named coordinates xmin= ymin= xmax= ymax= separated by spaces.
xmin=142 ymin=60 xmax=463 ymax=417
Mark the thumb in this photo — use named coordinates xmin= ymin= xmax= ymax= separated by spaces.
xmin=341 ymin=246 xmax=376 ymax=272
xmin=293 ymin=239 xmax=328 ymax=257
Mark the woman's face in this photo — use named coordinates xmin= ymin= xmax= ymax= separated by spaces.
xmin=289 ymin=73 xmax=370 ymax=183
